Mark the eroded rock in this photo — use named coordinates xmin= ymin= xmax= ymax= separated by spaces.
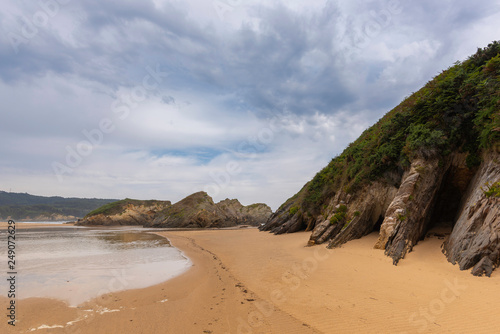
xmin=76 ymin=200 xmax=171 ymax=226
xmin=443 ymin=152 xmax=500 ymax=275
xmin=146 ymin=192 xmax=272 ymax=228
xmin=375 ymin=159 xmax=445 ymax=264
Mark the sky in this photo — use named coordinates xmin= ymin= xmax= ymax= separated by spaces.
xmin=1 ymin=0 xmax=499 ymax=210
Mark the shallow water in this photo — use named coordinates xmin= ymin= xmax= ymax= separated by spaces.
xmin=16 ymin=221 xmax=69 ymax=224
xmin=0 ymin=227 xmax=191 ymax=306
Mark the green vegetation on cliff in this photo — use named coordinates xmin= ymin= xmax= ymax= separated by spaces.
xmin=484 ymin=181 xmax=500 ymax=198
xmin=302 ymin=41 xmax=500 ymax=213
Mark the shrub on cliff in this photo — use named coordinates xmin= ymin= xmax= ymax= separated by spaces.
xmin=300 ymin=41 xmax=500 ymax=214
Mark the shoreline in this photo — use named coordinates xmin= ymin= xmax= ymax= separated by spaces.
xmin=1 ymin=228 xmax=317 ymax=334
xmin=0 ymin=221 xmax=75 ymax=229
xmin=1 ymin=228 xmax=499 ymax=333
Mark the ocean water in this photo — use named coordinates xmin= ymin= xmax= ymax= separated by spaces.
xmin=0 ymin=226 xmax=191 ymax=306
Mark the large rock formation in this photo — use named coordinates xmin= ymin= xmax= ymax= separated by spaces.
xmin=262 ymin=151 xmax=499 ymax=276
xmin=443 ymin=152 xmax=500 ymax=276
xmin=77 ymin=193 xmax=272 ymax=228
xmin=145 ymin=192 xmax=272 ymax=228
xmin=374 ymin=158 xmax=445 ymax=264
xmin=261 ymin=41 xmax=500 ymax=276
xmin=76 ymin=199 xmax=171 ymax=226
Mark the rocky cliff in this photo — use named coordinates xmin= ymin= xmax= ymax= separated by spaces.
xmin=443 ymin=152 xmax=500 ymax=276
xmin=145 ymin=192 xmax=272 ymax=228
xmin=75 ymin=199 xmax=171 ymax=226
xmin=261 ymin=41 xmax=500 ymax=276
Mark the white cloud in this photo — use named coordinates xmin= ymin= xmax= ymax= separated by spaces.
xmin=1 ymin=0 xmax=499 ymax=210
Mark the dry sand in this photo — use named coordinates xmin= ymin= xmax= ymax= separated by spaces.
xmin=1 ymin=228 xmax=499 ymax=333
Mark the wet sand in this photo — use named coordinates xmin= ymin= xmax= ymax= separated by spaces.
xmin=0 ymin=222 xmax=75 ymax=229
xmin=1 ymin=228 xmax=499 ymax=333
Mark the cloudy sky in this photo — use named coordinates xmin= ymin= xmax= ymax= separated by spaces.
xmin=1 ymin=0 xmax=499 ymax=209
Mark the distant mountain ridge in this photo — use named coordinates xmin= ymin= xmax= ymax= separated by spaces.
xmin=0 ymin=191 xmax=117 ymax=221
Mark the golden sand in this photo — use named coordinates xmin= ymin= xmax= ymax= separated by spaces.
xmin=1 ymin=228 xmax=499 ymax=333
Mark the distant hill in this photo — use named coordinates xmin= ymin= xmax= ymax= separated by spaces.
xmin=0 ymin=191 xmax=118 ymax=221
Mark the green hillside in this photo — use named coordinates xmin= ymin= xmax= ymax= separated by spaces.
xmin=0 ymin=191 xmax=118 ymax=220
xmin=296 ymin=41 xmax=500 ymax=215
xmin=84 ymin=198 xmax=170 ymax=218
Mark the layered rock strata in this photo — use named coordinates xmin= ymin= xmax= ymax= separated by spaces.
xmin=262 ymin=151 xmax=500 ymax=275
xmin=145 ymin=192 xmax=272 ymax=228
xmin=443 ymin=153 xmax=500 ymax=276
xmin=76 ymin=200 xmax=171 ymax=226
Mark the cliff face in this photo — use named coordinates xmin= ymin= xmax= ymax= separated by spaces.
xmin=261 ymin=41 xmax=500 ymax=276
xmin=443 ymin=153 xmax=500 ymax=276
xmin=76 ymin=199 xmax=171 ymax=226
xmin=145 ymin=192 xmax=272 ymax=228
xmin=308 ymin=182 xmax=397 ymax=247
xmin=263 ymin=151 xmax=499 ymax=276
xmin=374 ymin=158 xmax=445 ymax=264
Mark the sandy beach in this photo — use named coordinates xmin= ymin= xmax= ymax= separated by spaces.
xmin=1 ymin=227 xmax=499 ymax=333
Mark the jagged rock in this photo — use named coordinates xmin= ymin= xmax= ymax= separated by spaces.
xmin=145 ymin=192 xmax=272 ymax=228
xmin=76 ymin=199 xmax=171 ymax=226
xmin=260 ymin=193 xmax=313 ymax=234
xmin=328 ymin=203 xmax=376 ymax=248
xmin=471 ymin=256 xmax=495 ymax=277
xmin=263 ymin=150 xmax=498 ymax=274
xmin=443 ymin=153 xmax=500 ymax=275
xmin=268 ymin=213 xmax=305 ymax=234
xmin=312 ymin=182 xmax=397 ymax=248
xmin=375 ymin=159 xmax=445 ymax=264
xmin=217 ymin=198 xmax=272 ymax=226
xmin=308 ymin=219 xmax=344 ymax=246
xmin=308 ymin=220 xmax=330 ymax=245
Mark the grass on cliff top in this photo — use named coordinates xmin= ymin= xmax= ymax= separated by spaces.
xmin=85 ymin=199 xmax=168 ymax=218
xmin=299 ymin=41 xmax=500 ymax=213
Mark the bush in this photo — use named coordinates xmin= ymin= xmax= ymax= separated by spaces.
xmin=330 ymin=211 xmax=346 ymax=225
xmin=405 ymin=124 xmax=446 ymax=158
xmin=289 ymin=206 xmax=299 ymax=216
xmin=329 ymin=204 xmax=348 ymax=225
xmin=298 ymin=41 xmax=500 ymax=213
xmin=484 ymin=181 xmax=500 ymax=198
